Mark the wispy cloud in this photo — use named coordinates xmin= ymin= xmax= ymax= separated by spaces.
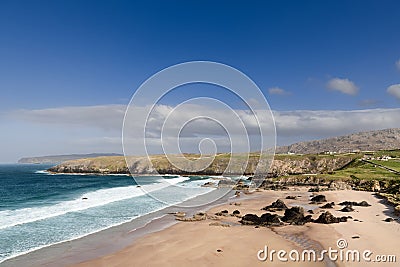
xmin=396 ymin=58 xmax=400 ymax=71
xmin=7 ymin=104 xmax=400 ymax=152
xmin=358 ymin=99 xmax=381 ymax=107
xmin=387 ymin=84 xmax=400 ymax=100
xmin=327 ymin=78 xmax=359 ymax=95
xmin=268 ymin=87 xmax=290 ymax=95
xmin=10 ymin=105 xmax=126 ymax=131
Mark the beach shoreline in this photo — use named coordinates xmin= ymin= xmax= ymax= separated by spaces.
xmin=73 ymin=189 xmax=400 ymax=267
xmin=0 ymin=188 xmax=245 ymax=267
xmin=3 ymin=188 xmax=399 ymax=267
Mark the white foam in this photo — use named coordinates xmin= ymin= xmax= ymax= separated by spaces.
xmin=156 ymin=175 xmax=190 ymax=185
xmin=0 ymin=176 xmax=190 ymax=230
xmin=34 ymin=170 xmax=49 ymax=174
xmin=0 ymin=176 xmax=217 ymax=263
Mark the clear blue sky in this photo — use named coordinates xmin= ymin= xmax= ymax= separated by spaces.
xmin=0 ymin=0 xmax=400 ymax=162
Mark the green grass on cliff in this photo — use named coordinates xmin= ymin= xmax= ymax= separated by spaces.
xmin=275 ymin=150 xmax=400 ymax=181
xmin=369 ymin=160 xmax=400 ymax=172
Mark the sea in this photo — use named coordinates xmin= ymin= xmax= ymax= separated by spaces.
xmin=0 ymin=164 xmax=219 ymax=264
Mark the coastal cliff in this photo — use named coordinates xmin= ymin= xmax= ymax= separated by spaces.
xmin=47 ymin=153 xmax=355 ymax=176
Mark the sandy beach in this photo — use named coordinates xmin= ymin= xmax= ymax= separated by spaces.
xmin=71 ymin=189 xmax=400 ymax=267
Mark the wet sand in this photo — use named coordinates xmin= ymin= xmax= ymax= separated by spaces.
xmin=4 ymin=189 xmax=399 ymax=267
xmin=73 ymin=189 xmax=400 ymax=267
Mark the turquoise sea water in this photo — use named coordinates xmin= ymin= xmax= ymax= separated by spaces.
xmin=0 ymin=164 xmax=216 ymax=263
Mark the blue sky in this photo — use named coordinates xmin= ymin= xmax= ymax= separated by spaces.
xmin=1 ymin=0 xmax=400 ymax=162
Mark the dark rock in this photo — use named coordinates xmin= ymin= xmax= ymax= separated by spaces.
xmin=215 ymin=210 xmax=229 ymax=216
xmin=232 ymin=210 xmax=240 ymax=216
xmin=286 ymin=196 xmax=297 ymax=200
xmin=240 ymin=213 xmax=282 ymax=226
xmin=240 ymin=214 xmax=260 ymax=225
xmin=308 ymin=187 xmax=320 ymax=192
xmin=82 ymin=197 xmax=88 ymax=200
xmin=314 ymin=211 xmax=347 ymax=224
xmin=384 ymin=217 xmax=394 ymax=222
xmin=352 ymin=235 xmax=360 ymax=239
xmin=281 ymin=207 xmax=310 ymax=225
xmin=358 ymin=201 xmax=371 ymax=207
xmin=202 ymin=181 xmax=215 ymax=187
xmin=303 ymin=215 xmax=313 ymax=223
xmin=259 ymin=213 xmax=282 ymax=226
xmin=320 ymin=202 xmax=335 ymax=209
xmin=217 ymin=249 xmax=223 ymax=252
xmin=310 ymin=194 xmax=327 ymax=203
xmin=340 ymin=205 xmax=354 ymax=212
xmin=262 ymin=199 xmax=288 ymax=211
xmin=308 ymin=209 xmax=314 ymax=214
xmin=339 ymin=201 xmax=371 ymax=207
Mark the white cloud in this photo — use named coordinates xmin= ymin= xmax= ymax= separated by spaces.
xmin=327 ymin=78 xmax=359 ymax=95
xmin=10 ymin=105 xmax=126 ymax=131
xmin=387 ymin=84 xmax=400 ymax=100
xmin=273 ymin=108 xmax=400 ymax=137
xmin=3 ymin=104 xmax=400 ymax=161
xmin=396 ymin=59 xmax=400 ymax=71
xmin=268 ymin=87 xmax=290 ymax=95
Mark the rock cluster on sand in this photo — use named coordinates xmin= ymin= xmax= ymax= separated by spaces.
xmin=314 ymin=211 xmax=349 ymax=224
xmin=175 ymin=212 xmax=207 ymax=222
xmin=320 ymin=202 xmax=335 ymax=209
xmin=261 ymin=199 xmax=288 ymax=211
xmin=310 ymin=194 xmax=327 ymax=203
xmin=240 ymin=206 xmax=314 ymax=227
xmin=215 ymin=210 xmax=229 ymax=216
xmin=339 ymin=201 xmax=371 ymax=207
xmin=232 ymin=210 xmax=240 ymax=216
xmin=281 ymin=207 xmax=313 ymax=225
xmin=239 ymin=196 xmax=353 ymax=227
xmin=340 ymin=205 xmax=355 ymax=212
xmin=240 ymin=213 xmax=282 ymax=226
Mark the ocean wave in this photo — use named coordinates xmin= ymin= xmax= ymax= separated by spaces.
xmin=0 ymin=176 xmax=190 ymax=230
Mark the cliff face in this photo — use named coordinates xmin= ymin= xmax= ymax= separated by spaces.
xmin=276 ymin=128 xmax=400 ymax=154
xmin=269 ymin=156 xmax=354 ymax=176
xmin=47 ymin=154 xmax=355 ymax=176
